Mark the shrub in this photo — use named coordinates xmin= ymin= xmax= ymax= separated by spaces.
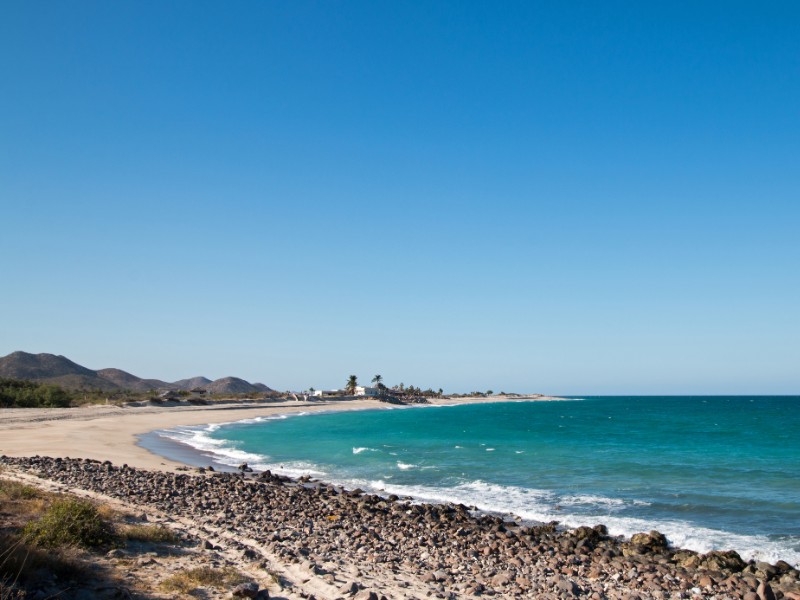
xmin=23 ymin=498 xmax=116 ymax=548
xmin=0 ymin=480 xmax=40 ymax=501
xmin=121 ymin=524 xmax=180 ymax=544
xmin=0 ymin=378 xmax=73 ymax=408
xmin=160 ymin=566 xmax=249 ymax=594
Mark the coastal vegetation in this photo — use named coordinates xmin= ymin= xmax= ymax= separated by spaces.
xmin=0 ymin=377 xmax=72 ymax=408
xmin=345 ymin=374 xmax=358 ymax=395
xmin=23 ymin=497 xmax=116 ymax=548
xmin=160 ymin=566 xmax=251 ymax=595
xmin=0 ymin=374 xmax=286 ymax=408
xmin=0 ymin=466 xmax=276 ymax=599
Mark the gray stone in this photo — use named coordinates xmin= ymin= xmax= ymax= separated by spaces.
xmin=339 ymin=581 xmax=360 ymax=595
xmin=556 ymin=577 xmax=581 ymax=596
xmin=231 ymin=582 xmax=260 ymax=598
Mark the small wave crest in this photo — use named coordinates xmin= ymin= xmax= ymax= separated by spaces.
xmin=158 ymin=426 xmax=266 ymax=465
xmin=156 ymin=425 xmax=326 ymax=479
xmin=353 ymin=447 xmax=379 ymax=454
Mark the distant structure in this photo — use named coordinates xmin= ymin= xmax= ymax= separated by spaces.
xmin=354 ymin=386 xmax=380 ymax=397
xmin=312 ymin=389 xmax=342 ymax=398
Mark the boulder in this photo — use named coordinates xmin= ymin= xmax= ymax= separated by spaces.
xmin=700 ymin=550 xmax=747 ymax=572
xmin=630 ymin=530 xmax=668 ymax=551
xmin=757 ymin=580 xmax=777 ymax=600
xmin=231 ymin=582 xmax=259 ymax=598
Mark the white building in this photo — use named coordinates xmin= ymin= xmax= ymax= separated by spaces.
xmin=354 ymin=386 xmax=380 ymax=397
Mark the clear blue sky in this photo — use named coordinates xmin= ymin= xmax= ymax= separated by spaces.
xmin=2 ymin=2 xmax=798 ymax=394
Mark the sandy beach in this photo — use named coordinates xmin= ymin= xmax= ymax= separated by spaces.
xmin=0 ymin=395 xmax=549 ymax=471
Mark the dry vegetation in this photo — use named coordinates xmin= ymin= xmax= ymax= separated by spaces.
xmin=160 ymin=566 xmax=251 ymax=594
xmin=0 ymin=471 xmax=259 ymax=599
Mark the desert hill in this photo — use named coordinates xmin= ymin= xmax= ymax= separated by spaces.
xmin=0 ymin=351 xmax=272 ymax=395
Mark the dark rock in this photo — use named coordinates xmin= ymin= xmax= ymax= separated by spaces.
xmin=242 ymin=548 xmax=258 ymax=559
xmin=231 ymin=582 xmax=259 ymax=598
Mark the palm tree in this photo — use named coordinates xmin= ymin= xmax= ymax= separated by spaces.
xmin=345 ymin=375 xmax=358 ymax=396
xmin=371 ymin=374 xmax=383 ymax=388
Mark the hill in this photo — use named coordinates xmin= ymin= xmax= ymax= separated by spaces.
xmin=172 ymin=376 xmax=213 ymax=391
xmin=0 ymin=351 xmax=95 ymax=380
xmin=205 ymin=376 xmax=272 ymax=395
xmin=0 ymin=352 xmax=272 ymax=395
xmin=95 ymin=368 xmax=173 ymax=392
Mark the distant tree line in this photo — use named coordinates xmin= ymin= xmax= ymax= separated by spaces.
xmin=0 ymin=377 xmax=73 ymax=408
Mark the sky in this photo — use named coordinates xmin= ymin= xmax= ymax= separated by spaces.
xmin=1 ymin=1 xmax=798 ymax=395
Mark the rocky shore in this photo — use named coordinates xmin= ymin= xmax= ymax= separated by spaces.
xmin=2 ymin=456 xmax=798 ymax=600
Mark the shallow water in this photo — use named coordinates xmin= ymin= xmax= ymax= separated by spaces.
xmin=150 ymin=396 xmax=800 ymax=566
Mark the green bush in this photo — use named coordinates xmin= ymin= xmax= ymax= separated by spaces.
xmin=23 ymin=498 xmax=116 ymax=548
xmin=0 ymin=378 xmax=73 ymax=408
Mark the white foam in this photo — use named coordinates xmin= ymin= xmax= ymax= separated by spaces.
xmin=353 ymin=447 xmax=377 ymax=454
xmin=396 ymin=462 xmax=418 ymax=471
xmin=250 ymin=461 xmax=327 ymax=479
xmin=158 ymin=426 xmax=267 ymax=465
xmin=560 ymin=494 xmax=627 ymax=508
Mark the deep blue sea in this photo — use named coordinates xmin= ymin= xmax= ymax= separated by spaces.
xmin=154 ymin=396 xmax=800 ymax=566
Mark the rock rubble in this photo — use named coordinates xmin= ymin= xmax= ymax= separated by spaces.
xmin=2 ymin=455 xmax=798 ymax=600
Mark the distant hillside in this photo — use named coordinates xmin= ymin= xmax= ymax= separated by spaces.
xmin=0 ymin=352 xmax=272 ymax=395
xmin=205 ymin=377 xmax=270 ymax=395
xmin=0 ymin=351 xmax=95 ymax=380
xmin=95 ymin=368 xmax=174 ymax=392
xmin=173 ymin=376 xmax=213 ymax=391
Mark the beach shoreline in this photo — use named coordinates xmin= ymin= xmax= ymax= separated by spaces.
xmin=2 ymin=396 xmax=799 ymax=599
xmin=0 ymin=395 xmax=561 ymax=471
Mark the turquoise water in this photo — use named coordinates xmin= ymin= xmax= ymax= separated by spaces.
xmin=159 ymin=397 xmax=800 ymax=565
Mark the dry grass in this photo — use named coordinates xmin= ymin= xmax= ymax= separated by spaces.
xmin=160 ymin=566 xmax=250 ymax=594
xmin=0 ymin=477 xmax=84 ymax=595
xmin=120 ymin=523 xmax=180 ymax=544
xmin=0 ymin=531 xmax=86 ymax=595
xmin=0 ymin=480 xmax=49 ymax=518
xmin=0 ymin=474 xmax=194 ymax=598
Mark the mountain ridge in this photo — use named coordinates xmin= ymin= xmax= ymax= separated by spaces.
xmin=0 ymin=351 xmax=273 ymax=395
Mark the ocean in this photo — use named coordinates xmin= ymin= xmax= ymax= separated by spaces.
xmin=148 ymin=396 xmax=800 ymax=567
